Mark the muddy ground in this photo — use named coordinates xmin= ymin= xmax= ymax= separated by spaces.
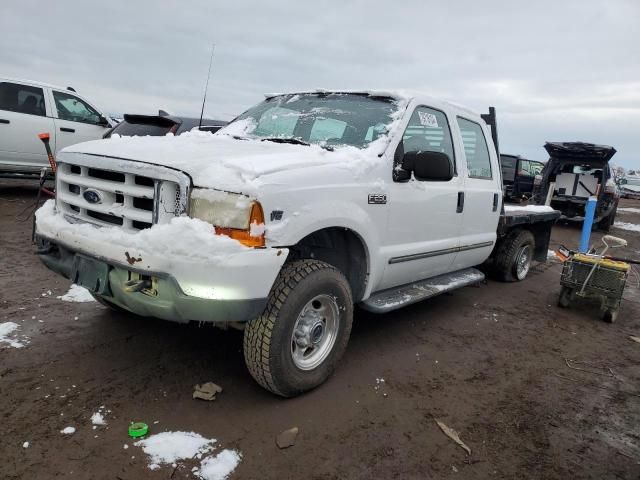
xmin=1 ymin=181 xmax=639 ymax=480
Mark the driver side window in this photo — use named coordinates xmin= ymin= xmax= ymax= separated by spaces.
xmin=53 ymin=91 xmax=101 ymax=125
xmin=402 ymin=106 xmax=455 ymax=169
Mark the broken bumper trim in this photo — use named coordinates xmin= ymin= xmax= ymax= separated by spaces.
xmin=36 ymin=237 xmax=273 ymax=324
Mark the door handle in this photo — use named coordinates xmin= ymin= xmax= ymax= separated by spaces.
xmin=0 ymin=119 xmax=9 ymax=124
xmin=60 ymin=127 xmax=75 ymax=133
xmin=456 ymin=192 xmax=465 ymax=213
xmin=492 ymin=193 xmax=499 ymax=212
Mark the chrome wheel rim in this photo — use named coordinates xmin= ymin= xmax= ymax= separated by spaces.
xmin=515 ymin=244 xmax=532 ymax=280
xmin=291 ymin=294 xmax=339 ymax=371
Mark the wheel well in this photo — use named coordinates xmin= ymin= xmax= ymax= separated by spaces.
xmin=288 ymin=228 xmax=369 ymax=302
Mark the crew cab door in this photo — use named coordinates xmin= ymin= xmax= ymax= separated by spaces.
xmin=450 ymin=116 xmax=501 ymax=271
xmin=379 ymin=105 xmax=464 ymax=290
xmin=49 ymin=89 xmax=110 ymax=153
xmin=0 ymin=81 xmax=55 ymax=172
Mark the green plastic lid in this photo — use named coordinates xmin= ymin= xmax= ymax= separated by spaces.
xmin=128 ymin=422 xmax=149 ymax=438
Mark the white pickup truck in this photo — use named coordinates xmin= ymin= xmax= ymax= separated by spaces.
xmin=35 ymin=91 xmax=559 ymax=396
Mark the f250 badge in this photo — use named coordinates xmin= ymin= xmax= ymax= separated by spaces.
xmin=368 ymin=194 xmax=387 ymax=205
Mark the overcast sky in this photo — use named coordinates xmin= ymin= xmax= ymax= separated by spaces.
xmin=1 ymin=0 xmax=638 ymax=169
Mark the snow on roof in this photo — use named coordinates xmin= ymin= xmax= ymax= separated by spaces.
xmin=261 ymin=90 xmax=482 ymax=118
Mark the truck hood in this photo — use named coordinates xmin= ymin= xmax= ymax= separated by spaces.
xmin=60 ymin=132 xmax=383 ymax=195
xmin=544 ymin=142 xmax=616 ymax=164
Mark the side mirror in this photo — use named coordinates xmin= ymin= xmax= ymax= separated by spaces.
xmin=402 ymin=151 xmax=453 ymax=181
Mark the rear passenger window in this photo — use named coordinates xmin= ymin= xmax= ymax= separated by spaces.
xmin=0 ymin=82 xmax=46 ymax=116
xmin=457 ymin=117 xmax=492 ymax=179
xmin=403 ymin=106 xmax=455 ymax=170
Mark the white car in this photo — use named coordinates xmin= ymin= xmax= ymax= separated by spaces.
xmin=619 ymin=176 xmax=640 ymax=199
xmin=35 ymin=91 xmax=559 ymax=396
xmin=0 ymin=76 xmax=114 ymax=176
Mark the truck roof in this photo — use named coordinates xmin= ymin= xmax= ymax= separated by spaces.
xmin=263 ymin=90 xmax=483 ymax=121
xmin=0 ymin=75 xmax=75 ymax=93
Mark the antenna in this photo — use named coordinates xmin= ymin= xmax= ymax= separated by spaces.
xmin=198 ymin=43 xmax=215 ymax=129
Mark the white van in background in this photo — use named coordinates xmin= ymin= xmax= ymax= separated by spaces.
xmin=0 ymin=77 xmax=114 ymax=177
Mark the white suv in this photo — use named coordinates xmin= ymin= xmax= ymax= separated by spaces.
xmin=0 ymin=77 xmax=114 ymax=176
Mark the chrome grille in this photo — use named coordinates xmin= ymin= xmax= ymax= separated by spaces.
xmin=56 ymin=156 xmax=189 ymax=231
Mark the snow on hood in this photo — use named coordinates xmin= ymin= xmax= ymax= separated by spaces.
xmin=60 ymin=130 xmax=392 ymax=196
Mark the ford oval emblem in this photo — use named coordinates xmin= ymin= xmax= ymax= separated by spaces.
xmin=83 ymin=189 xmax=103 ymax=204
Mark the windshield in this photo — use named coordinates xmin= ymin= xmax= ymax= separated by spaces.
xmin=220 ymin=93 xmax=399 ymax=149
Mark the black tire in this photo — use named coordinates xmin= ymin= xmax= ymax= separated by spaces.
xmin=243 ymin=260 xmax=353 ymax=397
xmin=492 ymin=229 xmax=535 ymax=282
xmin=558 ymin=286 xmax=573 ymax=308
xmin=597 ymin=206 xmax=617 ymax=232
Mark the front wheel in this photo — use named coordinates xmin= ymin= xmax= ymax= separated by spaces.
xmin=243 ymin=260 xmax=353 ymax=397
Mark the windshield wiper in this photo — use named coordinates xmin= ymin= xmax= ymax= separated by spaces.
xmin=261 ymin=137 xmax=311 ymax=147
xmin=261 ymin=137 xmax=334 ymax=151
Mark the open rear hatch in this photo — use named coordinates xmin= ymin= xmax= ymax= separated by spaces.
xmin=544 ymin=142 xmax=616 ymax=200
xmin=104 ymin=114 xmax=181 ymax=138
xmin=544 ymin=142 xmax=616 ymax=164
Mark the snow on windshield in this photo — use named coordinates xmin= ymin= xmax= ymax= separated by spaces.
xmin=219 ymin=93 xmax=402 ymax=149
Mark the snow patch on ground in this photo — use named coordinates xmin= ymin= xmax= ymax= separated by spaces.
xmin=135 ymin=431 xmax=216 ymax=470
xmin=60 ymin=426 xmax=76 ymax=435
xmin=0 ymin=322 xmax=25 ymax=348
xmin=57 ymin=284 xmax=96 ymax=303
xmin=614 ymin=222 xmax=640 ymax=233
xmin=91 ymin=412 xmax=106 ymax=426
xmin=618 ymin=207 xmax=640 ymax=214
xmin=196 ymin=449 xmax=242 ymax=480
xmin=504 ymin=204 xmax=556 ymax=213
xmin=548 ymin=249 xmax=558 ymax=259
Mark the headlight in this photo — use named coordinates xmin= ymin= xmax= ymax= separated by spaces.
xmin=189 ymin=188 xmax=265 ymax=247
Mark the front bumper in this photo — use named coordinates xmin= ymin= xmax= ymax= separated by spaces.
xmin=36 ymin=204 xmax=288 ymax=324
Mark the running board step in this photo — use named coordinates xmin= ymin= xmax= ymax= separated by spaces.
xmin=361 ymin=268 xmax=485 ymax=313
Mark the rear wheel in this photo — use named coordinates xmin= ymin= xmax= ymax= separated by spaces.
xmin=243 ymin=260 xmax=353 ymax=397
xmin=492 ymin=230 xmax=536 ymax=282
xmin=597 ymin=205 xmax=617 ymax=232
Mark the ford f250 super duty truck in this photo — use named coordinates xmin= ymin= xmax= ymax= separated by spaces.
xmin=35 ymin=91 xmax=559 ymax=397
